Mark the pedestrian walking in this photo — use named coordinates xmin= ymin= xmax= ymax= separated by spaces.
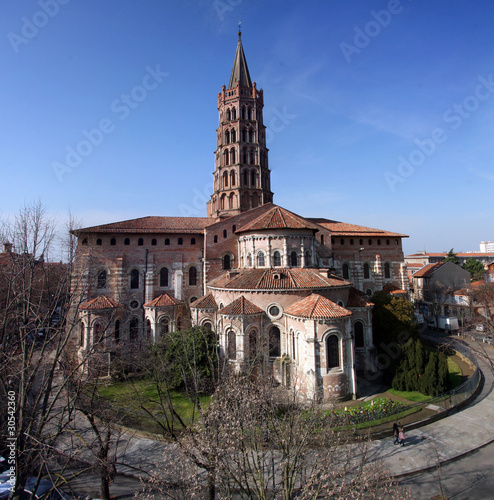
xmin=398 ymin=425 xmax=405 ymax=447
xmin=392 ymin=422 xmax=399 ymax=445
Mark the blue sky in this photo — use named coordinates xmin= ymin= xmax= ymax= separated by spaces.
xmin=2 ymin=0 xmax=494 ymax=256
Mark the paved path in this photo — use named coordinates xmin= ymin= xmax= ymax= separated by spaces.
xmin=371 ymin=336 xmax=494 ymax=477
xmin=60 ymin=336 xmax=494 ymax=490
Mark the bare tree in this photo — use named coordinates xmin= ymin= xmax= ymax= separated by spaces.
xmin=0 ymin=202 xmax=83 ymax=497
xmin=138 ymin=374 xmax=409 ymax=499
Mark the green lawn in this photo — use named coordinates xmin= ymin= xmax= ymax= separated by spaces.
xmin=97 ymin=378 xmax=211 ymax=434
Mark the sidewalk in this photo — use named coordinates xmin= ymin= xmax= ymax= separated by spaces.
xmin=111 ymin=338 xmax=494 ymax=482
xmin=368 ymin=338 xmax=494 ymax=477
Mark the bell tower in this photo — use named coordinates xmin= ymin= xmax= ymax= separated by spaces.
xmin=207 ymin=30 xmax=273 ymax=219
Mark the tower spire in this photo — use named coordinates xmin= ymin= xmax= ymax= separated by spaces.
xmin=207 ymin=32 xmax=273 ymax=220
xmin=228 ymin=24 xmax=252 ymax=89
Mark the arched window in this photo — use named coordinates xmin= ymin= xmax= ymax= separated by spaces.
xmin=269 ymin=326 xmax=281 ymax=357
xmin=189 ymin=266 xmax=197 ymax=286
xmin=93 ymin=322 xmax=103 ymax=344
xmin=82 ymin=238 xmax=88 ymax=246
xmin=368 ymin=239 xmax=372 ymax=245
xmin=223 ymin=171 xmax=229 ymax=188
xmin=159 ymin=317 xmax=169 ymax=337
xmin=342 ymin=263 xmax=349 ymax=279
xmin=138 ymin=238 xmax=144 ymax=246
xmin=247 ymin=253 xmax=252 ymax=267
xmin=326 ymin=335 xmax=340 ymax=369
xmin=114 ymin=320 xmax=120 ymax=343
xmin=290 ymin=251 xmax=298 ymax=267
xmin=165 ymin=238 xmax=170 ymax=245
xmin=146 ymin=319 xmax=152 ymax=341
xmin=340 ymin=239 xmax=344 ymax=245
xmin=151 ymin=238 xmax=157 ymax=246
xmin=384 ymin=262 xmax=391 ymax=279
xmin=355 ymin=322 xmax=364 ymax=348
xmin=130 ymin=269 xmax=139 ymax=289
xmin=110 ymin=238 xmax=116 ymax=246
xmin=241 ymin=128 xmax=246 ymax=141
xmin=178 ymin=237 xmax=183 ymax=245
xmin=223 ymin=229 xmax=227 ymax=238
xmin=231 ymin=129 xmax=236 ymax=142
xmin=229 ymin=192 xmax=235 ymax=209
xmin=223 ymin=254 xmax=231 ymax=270
xmin=249 ymin=329 xmax=258 ymax=360
xmin=359 ymin=239 xmax=364 ymax=245
xmin=226 ymin=109 xmax=231 ymax=121
xmin=96 ymin=238 xmax=102 ymax=246
xmin=230 ymin=147 xmax=236 ymax=164
xmin=214 ymin=235 xmax=218 ymax=243
xmin=227 ymin=329 xmax=236 ymax=360
xmin=79 ymin=321 xmax=85 ymax=346
xmin=124 ymin=238 xmax=130 ymax=246
xmin=363 ymin=263 xmax=370 ymax=280
xmin=159 ymin=267 xmax=169 ymax=287
xmin=249 ymin=129 xmax=254 ymax=142
xmin=273 ymin=251 xmax=281 ymax=267
xmin=257 ymin=252 xmax=265 ymax=267
xmin=203 ymin=321 xmax=212 ymax=331
xmin=191 ymin=238 xmax=196 ymax=245
xmin=220 ymin=194 xmax=226 ymax=210
xmin=225 ymin=130 xmax=230 ymax=144
xmin=130 ymin=317 xmax=139 ymax=342
xmin=230 ymin=170 xmax=236 ymax=186
xmin=248 ymin=107 xmax=252 ymax=120
xmin=243 ymin=170 xmax=248 ymax=186
xmin=231 ymin=107 xmax=236 ymax=120
xmin=223 ymin=149 xmax=229 ymax=166
xmin=97 ymin=270 xmax=107 ymax=289
xmin=251 ymin=170 xmax=256 ymax=187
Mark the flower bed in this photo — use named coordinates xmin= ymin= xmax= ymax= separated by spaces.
xmin=329 ymin=398 xmax=409 ymax=426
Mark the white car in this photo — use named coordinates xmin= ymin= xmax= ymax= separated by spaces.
xmin=482 ymin=335 xmax=493 ymax=345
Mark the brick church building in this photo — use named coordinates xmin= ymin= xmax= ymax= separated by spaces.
xmin=71 ymin=32 xmax=409 ymax=400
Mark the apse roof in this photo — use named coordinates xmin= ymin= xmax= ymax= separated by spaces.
xmin=237 ymin=205 xmax=320 ymax=233
xmin=208 ymin=268 xmax=351 ymax=291
xmin=144 ymin=293 xmax=184 ymax=307
xmin=219 ymin=296 xmax=264 ymax=316
xmin=191 ymin=293 xmax=218 ymax=309
xmin=80 ymin=295 xmax=123 ymax=310
xmin=285 ymin=294 xmax=352 ymax=320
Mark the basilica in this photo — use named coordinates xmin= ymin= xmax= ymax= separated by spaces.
xmin=71 ymin=31 xmax=409 ymax=400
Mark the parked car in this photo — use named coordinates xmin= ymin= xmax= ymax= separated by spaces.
xmin=482 ymin=335 xmax=493 ymax=345
xmin=21 ymin=477 xmax=72 ymax=499
xmin=476 ymin=324 xmax=485 ymax=332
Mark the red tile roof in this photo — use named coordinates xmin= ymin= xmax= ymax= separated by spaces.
xmin=219 ymin=296 xmax=264 ymax=316
xmin=285 ymin=293 xmax=352 ymax=319
xmin=191 ymin=293 xmax=218 ymax=309
xmin=208 ymin=268 xmax=351 ymax=291
xmin=347 ymin=287 xmax=373 ymax=308
xmin=75 ymin=216 xmax=213 ymax=235
xmin=237 ymin=206 xmax=320 ymax=233
xmin=382 ymin=283 xmax=408 ymax=295
xmin=80 ymin=295 xmax=124 ymax=310
xmin=308 ymin=219 xmax=407 ymax=238
xmin=144 ymin=293 xmax=184 ymax=307
xmin=412 ymin=262 xmax=445 ymax=278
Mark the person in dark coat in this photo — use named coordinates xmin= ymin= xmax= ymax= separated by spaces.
xmin=392 ymin=422 xmax=399 ymax=445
